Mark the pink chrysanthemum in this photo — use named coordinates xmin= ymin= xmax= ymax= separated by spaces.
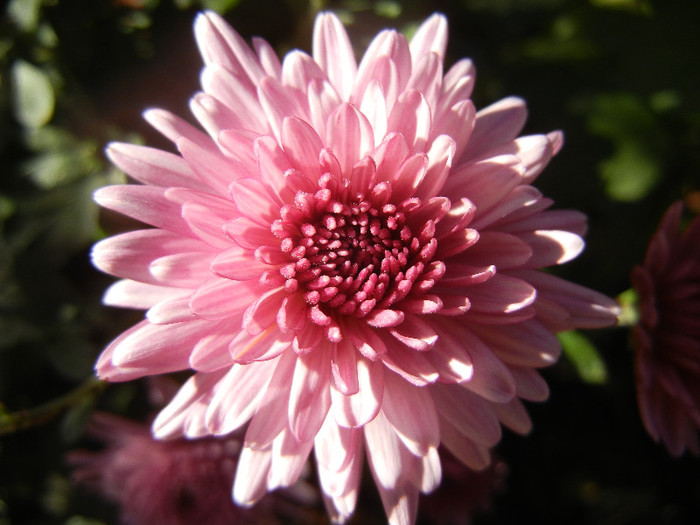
xmin=632 ymin=201 xmax=700 ymax=456
xmin=92 ymin=11 xmax=619 ymax=524
xmin=69 ymin=413 xmax=313 ymax=525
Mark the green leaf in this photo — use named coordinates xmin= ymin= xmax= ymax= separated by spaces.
xmin=201 ymin=0 xmax=242 ymax=13
xmin=11 ymin=60 xmax=55 ymax=128
xmin=7 ymin=0 xmax=43 ymax=33
xmin=559 ymin=331 xmax=609 ymax=384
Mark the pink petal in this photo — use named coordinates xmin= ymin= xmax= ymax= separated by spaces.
xmin=331 ymin=356 xmax=384 ymax=427
xmin=382 ymin=371 xmax=439 ymax=455
xmin=469 ymin=319 xmax=562 ymax=368
xmin=443 ymin=155 xmax=524 ymax=211
xmin=99 ymin=319 xmax=209 ymax=379
xmin=143 ymin=107 xmax=211 ymax=146
xmin=439 ymin=416 xmax=491 ymax=470
xmin=257 ymin=76 xmax=308 ymax=143
xmin=379 ymin=343 xmax=440 ymax=386
xmin=388 ymin=314 xmax=438 ymax=351
xmin=149 ymin=252 xmax=212 ymax=288
xmin=205 ymin=360 xmax=277 ymax=434
xmin=289 ymin=347 xmax=333 ymax=442
xmin=189 ymin=277 xmax=257 ymax=319
xmin=282 ymin=49 xmax=327 ymax=91
xmin=387 ymin=90 xmax=432 ymax=153
xmin=252 ymin=36 xmax=283 ymax=78
xmin=466 ymin=273 xmax=537 ymax=315
xmin=494 ymin=397 xmax=533 ymax=435
xmin=230 ymin=177 xmax=280 ymax=226
xmin=518 ymin=229 xmax=585 ymax=266
xmin=106 ymin=142 xmax=200 ymax=189
xmin=210 ymin=245 xmax=271 ymax=281
xmin=455 ymin=327 xmax=517 ymax=403
xmin=519 ymin=269 xmax=621 ymax=328
xmin=201 ymin=64 xmax=268 ymax=132
xmin=242 ymin=286 xmax=287 ymax=335
xmin=510 ymin=366 xmax=550 ymax=401
xmin=281 ymin=116 xmax=324 ymax=181
xmin=91 ymin=229 xmax=208 ymax=284
xmin=229 ymin=324 xmax=293 ymax=364
xmin=313 ymin=12 xmax=357 ymax=100
xmin=146 ymin=295 xmax=196 ymax=324
xmin=152 ymin=370 xmax=226 ymax=439
xmin=331 ymin=337 xmax=360 ymax=395
xmin=326 ymin=103 xmax=375 ymax=176
xmin=244 ymin=350 xmax=296 ymax=448
xmin=177 ymin=135 xmax=244 ymax=196
xmin=189 ymin=317 xmax=242 ymax=372
xmin=432 ymin=384 xmax=502 ymax=446
xmin=103 ymin=279 xmax=184 ymax=309
xmin=458 ymin=231 xmax=532 ymax=270
xmin=233 ymin=446 xmax=272 ymax=506
xmin=363 ymin=410 xmax=403 ymax=489
xmin=93 ymin=185 xmax=190 ymax=236
xmin=463 ymin=96 xmax=528 ymax=158
xmin=194 ymin=11 xmax=264 ymax=85
xmin=409 ymin=13 xmax=448 ymax=63
xmin=268 ymin=430 xmax=315 ymax=490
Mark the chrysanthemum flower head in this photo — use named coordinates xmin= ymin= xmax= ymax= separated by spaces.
xmin=69 ymin=414 xmax=283 ymax=525
xmin=632 ymin=201 xmax=700 ymax=456
xmin=92 ymin=11 xmax=619 ymax=524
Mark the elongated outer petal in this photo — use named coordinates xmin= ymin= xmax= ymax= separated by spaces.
xmin=152 ymin=370 xmax=227 ymax=439
xmin=289 ymin=346 xmax=333 ymax=442
xmin=233 ymin=445 xmax=272 ymax=506
xmin=382 ymin=371 xmax=440 ymax=455
xmin=267 ymin=429 xmax=315 ymax=490
xmin=363 ymin=410 xmax=404 ymax=490
xmin=106 ymin=142 xmax=201 ymax=189
xmin=245 ymin=350 xmax=296 ymax=449
xmin=96 ymin=319 xmax=209 ymax=381
xmin=332 ymin=356 xmax=384 ymax=428
xmin=205 ymin=360 xmax=276 ymax=435
xmin=103 ymin=279 xmax=185 ymax=309
xmin=462 ymin=96 xmax=528 ymax=158
xmin=315 ymin=417 xmax=363 ymax=522
xmin=313 ymin=12 xmax=357 ymax=101
xmin=94 ymin=185 xmax=191 ymax=236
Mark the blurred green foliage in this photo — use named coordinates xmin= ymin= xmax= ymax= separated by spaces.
xmin=0 ymin=0 xmax=698 ymax=524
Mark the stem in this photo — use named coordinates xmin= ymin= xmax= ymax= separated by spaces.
xmin=0 ymin=376 xmax=107 ymax=436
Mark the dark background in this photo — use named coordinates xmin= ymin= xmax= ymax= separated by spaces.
xmin=1 ymin=0 xmax=698 ymax=523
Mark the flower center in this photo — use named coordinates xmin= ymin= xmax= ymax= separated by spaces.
xmin=271 ymin=180 xmax=439 ymax=321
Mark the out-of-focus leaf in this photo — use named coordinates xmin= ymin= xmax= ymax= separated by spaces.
xmin=374 ymin=1 xmax=402 ymax=18
xmin=11 ymin=59 xmax=55 ymax=128
xmin=0 ymin=196 xmax=15 ymax=223
xmin=520 ymin=15 xmax=597 ymax=62
xmin=22 ymin=127 xmax=102 ymax=189
xmin=599 ymin=141 xmax=659 ymax=201
xmin=7 ymin=0 xmax=43 ymax=33
xmin=587 ymin=93 xmax=665 ymax=202
xmin=616 ymin=288 xmax=639 ymax=327
xmin=559 ymin=330 xmax=609 ymax=384
xmin=201 ymin=0 xmax=242 ymax=13
xmin=590 ymin=0 xmax=653 ymax=15
xmin=40 ymin=473 xmax=71 ymax=516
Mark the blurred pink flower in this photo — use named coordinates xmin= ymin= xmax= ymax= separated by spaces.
xmin=632 ymin=201 xmax=700 ymax=456
xmin=92 ymin=11 xmax=619 ymax=524
xmin=69 ymin=413 xmax=311 ymax=525
xmin=419 ymin=449 xmax=506 ymax=525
